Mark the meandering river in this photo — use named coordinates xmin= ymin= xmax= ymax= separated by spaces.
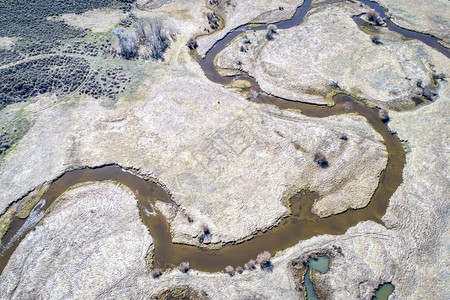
xmin=3 ymin=0 xmax=448 ymax=275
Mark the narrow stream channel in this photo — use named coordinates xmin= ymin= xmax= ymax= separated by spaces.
xmin=4 ymin=0 xmax=448 ymax=277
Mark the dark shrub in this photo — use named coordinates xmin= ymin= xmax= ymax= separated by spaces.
xmin=371 ymin=34 xmax=382 ymax=44
xmin=314 ymin=152 xmax=329 ymax=168
xmin=186 ymin=38 xmax=198 ymax=50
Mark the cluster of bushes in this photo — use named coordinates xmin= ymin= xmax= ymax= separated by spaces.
xmin=207 ymin=12 xmax=220 ymax=30
xmin=0 ymin=55 xmax=90 ymax=110
xmin=62 ymin=41 xmax=100 ymax=57
xmin=114 ymin=19 xmax=172 ymax=61
xmin=79 ymin=67 xmax=131 ymax=100
xmin=225 ymin=251 xmax=272 ymax=276
xmin=416 ymin=73 xmax=446 ymax=101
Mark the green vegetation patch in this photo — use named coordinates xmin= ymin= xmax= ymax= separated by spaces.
xmin=0 ymin=107 xmax=30 ymax=156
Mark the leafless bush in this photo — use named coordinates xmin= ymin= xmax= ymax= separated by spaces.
xmin=378 ymin=108 xmax=389 ymax=122
xmin=371 ymin=34 xmax=382 ymax=44
xmin=266 ymin=24 xmax=278 ymax=41
xmin=151 ymin=268 xmax=163 ymax=278
xmin=225 ymin=265 xmax=235 ymax=276
xmin=134 ymin=19 xmax=170 ymax=61
xmin=179 ymin=261 xmax=190 ymax=273
xmin=314 ymin=152 xmax=329 ymax=168
xmin=113 ymin=28 xmax=138 ymax=59
xmin=268 ymin=24 xmax=278 ymax=34
xmin=266 ymin=32 xmax=274 ymax=41
xmin=328 ymin=81 xmax=340 ymax=89
xmin=236 ymin=266 xmax=243 ymax=274
xmin=256 ymin=251 xmax=272 ymax=268
xmin=421 ymin=85 xmax=438 ymax=101
xmin=244 ymin=259 xmax=256 ymax=270
xmin=367 ymin=9 xmax=382 ymax=25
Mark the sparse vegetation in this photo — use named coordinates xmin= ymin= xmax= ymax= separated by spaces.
xmin=151 ymin=268 xmax=162 ymax=278
xmin=79 ymin=67 xmax=131 ymax=100
xmin=256 ymin=251 xmax=272 ymax=269
xmin=179 ymin=261 xmax=190 ymax=273
xmin=152 ymin=286 xmax=209 ymax=300
xmin=224 ymin=265 xmax=235 ymax=276
xmin=314 ymin=152 xmax=329 ymax=168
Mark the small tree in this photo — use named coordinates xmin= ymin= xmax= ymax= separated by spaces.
xmin=236 ymin=266 xmax=244 ymax=274
xmin=151 ymin=268 xmax=162 ymax=278
xmin=179 ymin=261 xmax=190 ymax=273
xmin=225 ymin=265 xmax=235 ymax=276
xmin=244 ymin=259 xmax=256 ymax=270
xmin=378 ymin=108 xmax=389 ymax=122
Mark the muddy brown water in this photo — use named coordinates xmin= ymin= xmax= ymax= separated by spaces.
xmin=5 ymin=0 xmax=442 ymax=275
